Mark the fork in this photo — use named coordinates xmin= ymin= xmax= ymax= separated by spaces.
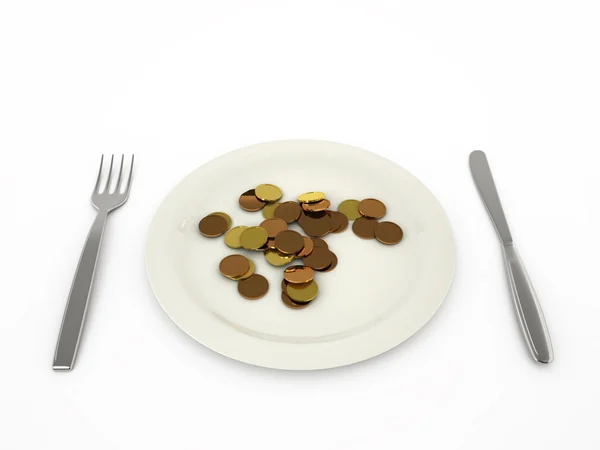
xmin=53 ymin=155 xmax=134 ymax=371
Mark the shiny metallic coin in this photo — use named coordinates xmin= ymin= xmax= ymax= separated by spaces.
xmin=237 ymin=274 xmax=269 ymax=300
xmin=281 ymin=291 xmax=310 ymax=309
xmin=274 ymin=230 xmax=305 ymax=254
xmin=297 ymin=192 xmax=325 ymax=204
xmin=255 ymin=184 xmax=283 ymax=202
xmin=299 ymin=211 xmax=331 ymax=237
xmin=286 ymin=280 xmax=318 ymax=303
xmin=375 ymin=221 xmax=404 ymax=245
xmin=281 ymin=279 xmax=289 ymax=292
xmin=235 ymin=259 xmax=255 ymax=280
xmin=267 ymin=238 xmax=277 ymax=249
xmin=219 ymin=254 xmax=251 ymax=279
xmin=283 ymin=265 xmax=315 ymax=284
xmin=265 ymin=249 xmax=295 ymax=266
xmin=311 ymin=237 xmax=328 ymax=249
xmin=199 ymin=214 xmax=229 ymax=237
xmin=333 ymin=212 xmax=348 ymax=233
xmin=212 ymin=212 xmax=232 ymax=229
xmin=301 ymin=199 xmax=330 ymax=212
xmin=358 ymin=198 xmax=386 ymax=219
xmin=239 ymin=189 xmax=266 ymax=212
xmin=296 ymin=236 xmax=314 ymax=257
xmin=352 ymin=217 xmax=379 ymax=239
xmin=262 ymin=202 xmax=281 ymax=219
xmin=302 ymin=247 xmax=333 ymax=270
xmin=323 ymin=252 xmax=338 ymax=272
xmin=259 ymin=218 xmax=288 ymax=238
xmin=240 ymin=226 xmax=269 ymax=250
xmin=328 ymin=211 xmax=348 ymax=233
xmin=273 ymin=201 xmax=302 ymax=223
xmin=337 ymin=199 xmax=361 ymax=220
xmin=224 ymin=225 xmax=249 ymax=249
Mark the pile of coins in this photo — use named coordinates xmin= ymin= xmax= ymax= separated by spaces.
xmin=198 ymin=183 xmax=403 ymax=308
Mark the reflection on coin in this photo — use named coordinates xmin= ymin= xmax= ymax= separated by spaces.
xmin=352 ymin=217 xmax=379 ymax=239
xmin=283 ymin=265 xmax=315 ymax=284
xmin=240 ymin=226 xmax=269 ymax=250
xmin=286 ymin=280 xmax=318 ymax=303
xmin=255 ymin=184 xmax=283 ymax=202
xmin=337 ymin=199 xmax=361 ymax=220
xmin=302 ymin=247 xmax=333 ymax=270
xmin=274 ymin=201 xmax=302 ymax=223
xmin=199 ymin=214 xmax=229 ymax=237
xmin=281 ymin=291 xmax=310 ymax=309
xmin=375 ymin=221 xmax=404 ymax=245
xmin=212 ymin=212 xmax=232 ymax=229
xmin=296 ymin=236 xmax=314 ymax=257
xmin=239 ymin=189 xmax=266 ymax=212
xmin=358 ymin=198 xmax=386 ymax=219
xmin=298 ymin=192 xmax=325 ymax=204
xmin=262 ymin=202 xmax=281 ymax=219
xmin=301 ymin=199 xmax=330 ymax=212
xmin=265 ymin=249 xmax=295 ymax=266
xmin=219 ymin=254 xmax=250 ymax=279
xmin=234 ymin=259 xmax=255 ymax=280
xmin=237 ymin=274 xmax=269 ymax=300
xmin=260 ymin=218 xmax=288 ymax=238
xmin=224 ymin=226 xmax=248 ymax=248
xmin=274 ymin=230 xmax=305 ymax=255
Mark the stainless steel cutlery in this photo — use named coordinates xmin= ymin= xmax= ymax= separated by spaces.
xmin=53 ymin=155 xmax=134 ymax=371
xmin=469 ymin=150 xmax=553 ymax=363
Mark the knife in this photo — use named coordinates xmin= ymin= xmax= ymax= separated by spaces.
xmin=469 ymin=150 xmax=553 ymax=363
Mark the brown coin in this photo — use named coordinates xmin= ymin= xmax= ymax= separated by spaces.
xmin=375 ymin=221 xmax=404 ymax=245
xmin=234 ymin=259 xmax=255 ymax=280
xmin=281 ymin=291 xmax=310 ymax=310
xmin=299 ymin=211 xmax=332 ymax=237
xmin=275 ymin=230 xmax=305 ymax=254
xmin=323 ymin=252 xmax=338 ymax=272
xmin=328 ymin=211 xmax=348 ymax=233
xmin=239 ymin=189 xmax=266 ymax=212
xmin=358 ymin=198 xmax=386 ymax=219
xmin=303 ymin=247 xmax=333 ymax=270
xmin=199 ymin=214 xmax=229 ymax=237
xmin=338 ymin=199 xmax=361 ymax=220
xmin=296 ymin=236 xmax=314 ymax=257
xmin=333 ymin=212 xmax=348 ymax=233
xmin=301 ymin=199 xmax=330 ymax=212
xmin=311 ymin=237 xmax=328 ymax=249
xmin=274 ymin=201 xmax=302 ymax=223
xmin=267 ymin=238 xmax=277 ymax=249
xmin=219 ymin=255 xmax=250 ymax=279
xmin=281 ymin=279 xmax=288 ymax=292
xmin=352 ymin=217 xmax=379 ymax=239
xmin=286 ymin=280 xmax=318 ymax=303
xmin=259 ymin=218 xmax=288 ymax=238
xmin=237 ymin=274 xmax=269 ymax=300
xmin=283 ymin=265 xmax=315 ymax=284
xmin=262 ymin=202 xmax=281 ymax=219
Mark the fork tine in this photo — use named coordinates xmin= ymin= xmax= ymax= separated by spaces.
xmin=104 ymin=155 xmax=115 ymax=193
xmin=115 ymin=155 xmax=125 ymax=192
xmin=93 ymin=155 xmax=105 ymax=193
xmin=122 ymin=154 xmax=135 ymax=194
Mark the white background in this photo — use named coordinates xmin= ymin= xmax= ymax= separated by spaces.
xmin=1 ymin=1 xmax=599 ymax=449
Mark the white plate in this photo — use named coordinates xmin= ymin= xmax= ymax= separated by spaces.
xmin=146 ymin=140 xmax=455 ymax=370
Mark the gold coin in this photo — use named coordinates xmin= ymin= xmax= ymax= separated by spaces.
xmin=234 ymin=259 xmax=255 ymax=280
xmin=199 ymin=214 xmax=229 ymax=237
xmin=237 ymin=274 xmax=269 ymax=300
xmin=240 ymin=226 xmax=269 ymax=250
xmin=259 ymin=218 xmax=288 ymax=238
xmin=358 ymin=198 xmax=386 ymax=219
xmin=297 ymin=191 xmax=325 ymax=204
xmin=301 ymin=199 xmax=330 ymax=212
xmin=239 ymin=189 xmax=266 ymax=212
xmin=286 ymin=280 xmax=318 ymax=303
xmin=274 ymin=201 xmax=302 ymax=223
xmin=219 ymin=254 xmax=250 ymax=279
xmin=303 ymin=247 xmax=333 ymax=270
xmin=283 ymin=265 xmax=315 ymax=284
xmin=224 ymin=226 xmax=249 ymax=249
xmin=281 ymin=291 xmax=310 ymax=310
xmin=262 ymin=202 xmax=281 ymax=219
xmin=265 ymin=249 xmax=295 ymax=266
xmin=337 ymin=199 xmax=361 ymax=220
xmin=212 ymin=212 xmax=232 ymax=229
xmin=352 ymin=217 xmax=379 ymax=239
xmin=255 ymin=184 xmax=283 ymax=202
xmin=296 ymin=236 xmax=314 ymax=257
xmin=375 ymin=221 xmax=404 ymax=245
xmin=274 ymin=230 xmax=305 ymax=254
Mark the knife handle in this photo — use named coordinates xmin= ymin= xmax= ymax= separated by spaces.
xmin=502 ymin=243 xmax=553 ymax=363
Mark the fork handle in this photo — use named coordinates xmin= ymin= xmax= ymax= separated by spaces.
xmin=53 ymin=211 xmax=108 ymax=371
xmin=502 ymin=243 xmax=553 ymax=363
